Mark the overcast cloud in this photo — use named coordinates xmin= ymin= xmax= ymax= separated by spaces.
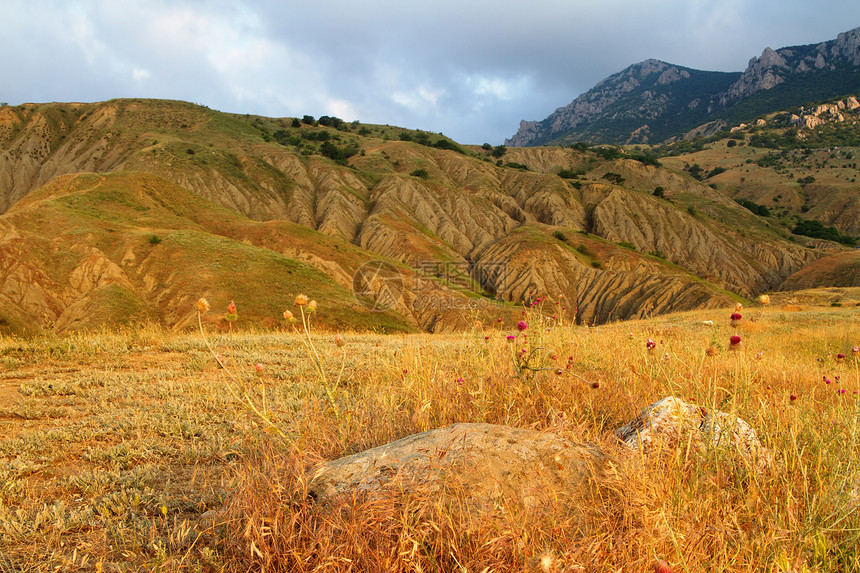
xmin=3 ymin=1 xmax=860 ymax=144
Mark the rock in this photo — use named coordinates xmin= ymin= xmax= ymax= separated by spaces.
xmin=616 ymin=396 xmax=771 ymax=471
xmin=308 ymin=423 xmax=609 ymax=508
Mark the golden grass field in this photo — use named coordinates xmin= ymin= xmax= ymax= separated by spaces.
xmin=1 ymin=290 xmax=859 ymax=572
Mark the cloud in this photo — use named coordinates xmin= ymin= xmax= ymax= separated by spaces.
xmin=3 ymin=0 xmax=860 ymax=143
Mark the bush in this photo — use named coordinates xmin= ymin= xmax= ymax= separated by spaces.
xmin=653 ymin=187 xmax=665 ymax=198
xmin=735 ymin=198 xmax=770 ymax=217
xmin=602 ymin=173 xmax=624 ymax=185
xmin=552 ymin=230 xmax=568 ymax=242
xmin=505 ymin=162 xmax=529 ymax=171
xmin=792 ymin=219 xmax=856 ymax=246
xmin=409 ymin=168 xmax=429 ymax=179
xmin=319 ymin=141 xmax=359 ymax=164
xmin=490 ymin=145 xmax=507 ymax=158
xmin=557 ymin=169 xmax=581 ymax=179
xmin=318 ymin=116 xmax=344 ymax=129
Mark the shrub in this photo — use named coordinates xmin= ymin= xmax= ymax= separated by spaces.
xmin=602 ymin=172 xmax=624 ymax=185
xmin=409 ymin=168 xmax=429 ymax=179
xmin=557 ymin=169 xmax=581 ymax=179
xmin=792 ymin=219 xmax=857 ymax=246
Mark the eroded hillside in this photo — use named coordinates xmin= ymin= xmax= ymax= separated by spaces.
xmin=0 ymin=100 xmax=849 ymax=334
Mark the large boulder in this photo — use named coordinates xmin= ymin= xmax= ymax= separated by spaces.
xmin=308 ymin=422 xmax=609 ymax=508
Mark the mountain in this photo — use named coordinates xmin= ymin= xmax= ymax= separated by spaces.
xmin=0 ymin=99 xmax=852 ymax=336
xmin=507 ymin=27 xmax=860 ymax=146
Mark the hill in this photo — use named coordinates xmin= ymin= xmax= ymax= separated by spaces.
xmin=0 ymin=99 xmax=853 ymax=335
xmin=506 ymin=26 xmax=860 ymax=146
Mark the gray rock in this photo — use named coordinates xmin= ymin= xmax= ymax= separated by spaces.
xmin=615 ymin=396 xmax=771 ymax=471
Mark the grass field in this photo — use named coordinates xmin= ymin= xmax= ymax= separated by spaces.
xmin=1 ymin=292 xmax=859 ymax=572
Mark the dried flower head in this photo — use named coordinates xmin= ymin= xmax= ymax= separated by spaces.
xmin=196 ymin=297 xmax=210 ymax=313
xmin=254 ymin=363 xmax=263 ymax=373
xmin=334 ymin=333 xmax=345 ymax=347
xmin=735 ymin=302 xmax=744 ymax=312
xmin=225 ymin=300 xmax=238 ymax=321
xmin=758 ymin=294 xmax=770 ymax=306
xmin=308 ymin=300 xmax=318 ymax=312
xmin=705 ymin=345 xmax=719 ymax=357
xmin=283 ymin=309 xmax=295 ymax=322
xmin=294 ymin=293 xmax=309 ymax=306
xmin=853 ymin=346 xmax=860 ymax=356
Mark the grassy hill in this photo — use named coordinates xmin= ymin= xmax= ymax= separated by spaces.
xmin=0 ymin=99 xmax=857 ymax=336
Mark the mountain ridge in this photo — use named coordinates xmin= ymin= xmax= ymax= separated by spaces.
xmin=506 ymin=26 xmax=860 ymax=146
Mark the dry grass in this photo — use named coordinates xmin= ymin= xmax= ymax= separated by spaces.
xmin=0 ymin=299 xmax=859 ymax=572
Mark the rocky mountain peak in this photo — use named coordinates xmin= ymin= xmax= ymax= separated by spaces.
xmin=507 ymin=26 xmax=860 ymax=146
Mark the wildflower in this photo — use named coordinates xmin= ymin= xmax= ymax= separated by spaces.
xmin=735 ymin=302 xmax=744 ymax=312
xmin=506 ymin=335 xmax=516 ymax=342
xmin=653 ymin=559 xmax=674 ymax=573
xmin=837 ymin=389 xmax=847 ymax=395
xmin=334 ymin=334 xmax=345 ymax=347
xmin=853 ymin=346 xmax=860 ymax=356
xmin=308 ymin=300 xmax=318 ymax=312
xmin=196 ymin=298 xmax=210 ymax=313
xmin=825 ymin=378 xmax=831 ymax=385
xmin=456 ymin=377 xmax=464 ymax=383
xmin=646 ymin=339 xmax=656 ymax=353
xmin=294 ymin=293 xmax=309 ymax=306
xmin=591 ymin=381 xmax=600 ymax=389
xmin=484 ymin=335 xmax=490 ymax=341
xmin=225 ymin=300 xmax=238 ymax=321
xmin=758 ymin=294 xmax=770 ymax=306
xmin=554 ymin=368 xmax=563 ymax=375
xmin=517 ymin=320 xmax=528 ymax=331
xmin=729 ymin=334 xmax=742 ymax=350
xmin=755 ymin=351 xmax=764 ymax=360
xmin=836 ymin=353 xmax=846 ymax=362
xmin=255 ymin=363 xmax=263 ymax=373
xmin=497 ymin=318 xmax=503 ymax=323
xmin=790 ymin=393 xmax=798 ymax=401
xmin=730 ymin=312 xmax=742 ymax=327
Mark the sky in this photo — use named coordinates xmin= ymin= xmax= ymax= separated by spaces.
xmin=3 ymin=1 xmax=860 ymax=145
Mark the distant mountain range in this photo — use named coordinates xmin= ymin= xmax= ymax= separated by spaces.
xmin=506 ymin=26 xmax=860 ymax=146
